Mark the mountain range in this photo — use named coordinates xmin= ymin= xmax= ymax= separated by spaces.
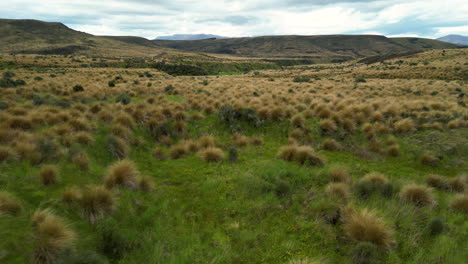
xmin=436 ymin=35 xmax=468 ymax=45
xmin=155 ymin=34 xmax=228 ymax=40
xmin=0 ymin=19 xmax=464 ymax=63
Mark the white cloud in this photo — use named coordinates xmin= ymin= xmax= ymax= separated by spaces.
xmin=1 ymin=0 xmax=467 ymax=38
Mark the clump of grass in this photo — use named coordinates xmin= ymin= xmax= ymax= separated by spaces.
xmin=138 ymin=176 xmax=155 ymax=192
xmin=399 ymin=184 xmax=435 ymax=206
xmin=420 ymin=153 xmax=438 ymax=166
xmin=394 ymin=118 xmax=415 ymax=133
xmin=38 ymin=166 xmax=59 ymax=185
xmin=233 ymin=134 xmax=250 ymax=147
xmin=329 ymin=166 xmax=351 ymax=183
xmin=198 ymin=136 xmax=216 ymax=149
xmin=198 ymin=147 xmax=225 ymax=163
xmin=362 ymin=173 xmax=388 ymax=184
xmin=106 ymin=135 xmax=129 ymax=159
xmin=78 ymin=185 xmax=115 ymax=222
xmin=326 ymin=183 xmax=351 ymax=201
xmin=72 ymin=152 xmax=90 ymax=171
xmin=448 ymin=176 xmax=466 ymax=192
xmin=319 ymin=119 xmax=337 ymax=135
xmin=322 ymin=138 xmax=341 ymax=151
xmin=72 ymin=131 xmax=94 ymax=145
xmin=277 ymin=145 xmax=325 ymax=166
xmin=0 ymin=146 xmax=16 ymax=163
xmin=169 ymin=143 xmax=188 ymax=159
xmin=61 ymin=187 xmax=81 ymax=204
xmin=32 ymin=211 xmax=76 ymax=264
xmin=104 ymin=160 xmax=139 ymax=189
xmin=152 ymin=147 xmax=166 ymax=161
xmin=426 ymin=174 xmax=449 ymax=190
xmin=291 ymin=114 xmax=305 ymax=128
xmin=0 ymin=191 xmax=22 ymax=216
xmin=351 ymin=242 xmax=382 ymax=264
xmin=250 ymin=137 xmax=263 ymax=146
xmin=450 ymin=194 xmax=468 ymax=213
xmin=344 ymin=208 xmax=394 ymax=249
xmin=386 ymin=144 xmax=400 ymax=157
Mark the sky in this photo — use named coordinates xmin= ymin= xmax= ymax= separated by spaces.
xmin=1 ymin=0 xmax=467 ymax=39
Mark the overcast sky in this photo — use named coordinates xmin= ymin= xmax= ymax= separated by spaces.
xmin=1 ymin=0 xmax=467 ymax=39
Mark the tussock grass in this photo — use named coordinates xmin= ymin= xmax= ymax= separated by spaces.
xmin=104 ymin=160 xmax=139 ymax=189
xmin=0 ymin=191 xmax=22 ymax=215
xmin=38 ymin=166 xmax=59 ymax=185
xmin=198 ymin=147 xmax=225 ymax=163
xmin=399 ymin=184 xmax=435 ymax=206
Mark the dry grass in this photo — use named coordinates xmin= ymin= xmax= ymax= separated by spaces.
xmin=104 ymin=160 xmax=139 ymax=189
xmin=344 ymin=208 xmax=394 ymax=249
xmin=450 ymin=194 xmax=468 ymax=213
xmin=72 ymin=152 xmax=90 ymax=171
xmin=361 ymin=173 xmax=389 ymax=184
xmin=78 ymin=185 xmax=115 ymax=222
xmin=198 ymin=147 xmax=225 ymax=163
xmin=399 ymin=184 xmax=435 ymax=206
xmin=0 ymin=191 xmax=22 ymax=216
xmin=329 ymin=166 xmax=351 ymax=183
xmin=326 ymin=183 xmax=351 ymax=201
xmin=32 ymin=211 xmax=76 ymax=264
xmin=38 ymin=166 xmax=59 ymax=185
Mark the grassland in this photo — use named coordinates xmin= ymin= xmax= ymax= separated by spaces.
xmin=0 ymin=48 xmax=467 ymax=264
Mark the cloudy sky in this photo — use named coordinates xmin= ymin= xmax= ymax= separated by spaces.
xmin=1 ymin=0 xmax=467 ymax=39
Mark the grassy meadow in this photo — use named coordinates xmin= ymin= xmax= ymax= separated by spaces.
xmin=0 ymin=49 xmax=467 ymax=264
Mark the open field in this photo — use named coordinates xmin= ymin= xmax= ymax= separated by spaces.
xmin=0 ymin=48 xmax=467 ymax=264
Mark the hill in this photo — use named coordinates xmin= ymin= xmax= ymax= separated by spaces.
xmin=437 ymin=34 xmax=468 ymax=45
xmin=155 ymin=34 xmax=228 ymax=40
xmin=153 ymin=35 xmax=462 ymax=62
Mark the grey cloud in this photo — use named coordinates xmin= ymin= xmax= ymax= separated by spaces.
xmin=196 ymin=15 xmax=260 ymax=26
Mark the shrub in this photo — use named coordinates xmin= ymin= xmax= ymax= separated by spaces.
xmin=38 ymin=166 xmax=59 ymax=185
xmin=351 ymin=242 xmax=382 ymax=264
xmin=344 ymin=208 xmax=394 ymax=249
xmin=450 ymin=194 xmax=468 ymax=213
xmin=198 ymin=147 xmax=225 ymax=163
xmin=72 ymin=85 xmax=84 ymax=92
xmin=79 ymin=185 xmax=115 ymax=222
xmin=0 ymin=191 xmax=22 ymax=215
xmin=428 ymin=217 xmax=445 ymax=236
xmin=399 ymin=184 xmax=434 ymax=206
xmin=115 ymin=93 xmax=131 ymax=105
xmin=32 ymin=212 xmax=76 ymax=264
xmin=228 ymin=147 xmax=238 ymax=162
xmin=104 ymin=160 xmax=139 ymax=189
xmin=329 ymin=166 xmax=351 ymax=183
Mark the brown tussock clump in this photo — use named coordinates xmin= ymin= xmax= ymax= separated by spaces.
xmin=450 ymin=194 xmax=468 ymax=213
xmin=169 ymin=143 xmax=189 ymax=159
xmin=321 ymin=138 xmax=341 ymax=151
xmin=38 ymin=166 xmax=59 ymax=185
xmin=61 ymin=187 xmax=82 ymax=204
xmin=198 ymin=136 xmax=216 ymax=149
xmin=138 ymin=176 xmax=155 ymax=192
xmin=386 ymin=144 xmax=400 ymax=157
xmin=233 ymin=134 xmax=250 ymax=147
xmin=326 ymin=182 xmax=351 ymax=201
xmin=399 ymin=184 xmax=435 ymax=206
xmin=277 ymin=145 xmax=297 ymax=162
xmin=448 ymin=176 xmax=466 ymax=192
xmin=250 ymin=137 xmax=264 ymax=146
xmin=72 ymin=153 xmax=90 ymax=171
xmin=291 ymin=114 xmax=306 ymax=128
xmin=294 ymin=146 xmax=326 ymax=167
xmin=344 ymin=208 xmax=394 ymax=249
xmin=152 ymin=147 xmax=166 ymax=161
xmin=32 ymin=211 xmax=76 ymax=264
xmin=198 ymin=147 xmax=225 ymax=163
xmin=426 ymin=174 xmax=450 ymax=190
xmin=361 ymin=172 xmax=389 ymax=184
xmin=394 ymin=118 xmax=415 ymax=133
xmin=72 ymin=131 xmax=94 ymax=145
xmin=0 ymin=191 xmax=22 ymax=215
xmin=319 ymin=119 xmax=337 ymax=135
xmin=0 ymin=146 xmax=16 ymax=163
xmin=104 ymin=160 xmax=139 ymax=189
xmin=78 ymin=185 xmax=115 ymax=222
xmin=329 ymin=166 xmax=351 ymax=183
xmin=420 ymin=153 xmax=438 ymax=167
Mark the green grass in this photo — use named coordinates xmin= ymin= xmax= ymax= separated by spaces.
xmin=0 ymin=116 xmax=467 ymax=263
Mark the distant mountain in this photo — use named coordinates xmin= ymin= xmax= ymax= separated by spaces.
xmin=153 ymin=35 xmax=463 ymax=62
xmin=155 ymin=34 xmax=228 ymax=40
xmin=437 ymin=35 xmax=468 ymax=45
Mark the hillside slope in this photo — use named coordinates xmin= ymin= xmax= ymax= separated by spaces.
xmin=153 ymin=35 xmax=462 ymax=62
xmin=437 ymin=35 xmax=468 ymax=45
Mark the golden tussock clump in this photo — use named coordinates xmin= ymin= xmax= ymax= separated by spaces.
xmin=190 ymin=112 xmax=204 ymax=120
xmin=78 ymin=185 xmax=115 ymax=222
xmin=38 ymin=166 xmax=59 ymax=185
xmin=0 ymin=191 xmax=22 ymax=216
xmin=104 ymin=160 xmax=139 ymax=189
xmin=399 ymin=184 xmax=435 ymax=206
xmin=7 ymin=116 xmax=33 ymax=130
xmin=0 ymin=146 xmax=16 ymax=163
xmin=106 ymin=135 xmax=129 ymax=159
xmin=198 ymin=147 xmax=225 ymax=163
xmin=450 ymin=194 xmax=468 ymax=213
xmin=250 ymin=137 xmax=264 ymax=146
xmin=278 ymin=145 xmax=326 ymax=167
xmin=61 ymin=187 xmax=82 ymax=204
xmin=233 ymin=134 xmax=250 ymax=147
xmin=111 ymin=123 xmax=132 ymax=141
xmin=321 ymin=138 xmax=341 ymax=151
xmin=113 ymin=113 xmax=135 ymax=129
xmin=386 ymin=144 xmax=400 ymax=157
xmin=326 ymin=182 xmax=351 ymax=201
xmin=291 ymin=114 xmax=305 ymax=128
xmin=361 ymin=172 xmax=389 ymax=185
xmin=169 ymin=142 xmax=189 ymax=159
xmin=68 ymin=118 xmax=91 ymax=132
xmin=329 ymin=166 xmax=351 ymax=183
xmin=394 ymin=118 xmax=415 ymax=133
xmin=426 ymin=174 xmax=450 ymax=190
xmin=319 ymin=119 xmax=337 ymax=135
xmin=448 ymin=176 xmax=466 ymax=192
xmin=344 ymin=208 xmax=394 ymax=249
xmin=198 ymin=136 xmax=216 ymax=149
xmin=447 ymin=119 xmax=460 ymax=129
xmin=32 ymin=211 xmax=76 ymax=264
xmin=138 ymin=176 xmax=155 ymax=192
xmin=72 ymin=131 xmax=94 ymax=145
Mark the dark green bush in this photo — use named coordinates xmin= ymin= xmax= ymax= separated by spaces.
xmin=73 ymin=85 xmax=84 ymax=92
xmin=0 ymin=101 xmax=8 ymax=110
xmin=355 ymin=77 xmax=367 ymax=83
xmin=428 ymin=217 xmax=445 ymax=236
xmin=115 ymin=93 xmax=131 ymax=105
xmin=293 ymin=76 xmax=310 ymax=83
xmin=164 ymin=85 xmax=174 ymax=93
xmin=228 ymin=147 xmax=238 ymax=163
